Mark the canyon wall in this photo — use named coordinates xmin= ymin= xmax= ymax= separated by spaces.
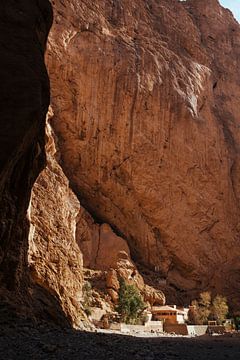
xmin=0 ymin=0 xmax=53 ymax=311
xmin=46 ymin=0 xmax=240 ymax=311
xmin=1 ymin=0 xmax=239 ymax=326
xmin=28 ymin=111 xmax=87 ymax=327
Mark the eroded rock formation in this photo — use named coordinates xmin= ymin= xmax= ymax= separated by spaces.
xmin=0 ymin=0 xmax=52 ymax=311
xmin=106 ymin=251 xmax=165 ymax=306
xmin=28 ymin=111 xmax=87 ymax=328
xmin=46 ymin=0 xmax=240 ymax=311
xmin=77 ymin=212 xmax=130 ymax=270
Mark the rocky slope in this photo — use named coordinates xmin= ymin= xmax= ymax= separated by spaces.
xmin=45 ymin=0 xmax=240 ymax=312
xmin=0 ymin=0 xmax=53 ymax=314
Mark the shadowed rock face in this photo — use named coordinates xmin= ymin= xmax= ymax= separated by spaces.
xmin=46 ymin=0 xmax=240 ymax=311
xmin=0 ymin=0 xmax=52 ymax=308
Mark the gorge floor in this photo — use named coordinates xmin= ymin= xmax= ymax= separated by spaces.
xmin=0 ymin=305 xmax=239 ymax=360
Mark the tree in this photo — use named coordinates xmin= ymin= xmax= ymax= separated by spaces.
xmin=189 ymin=292 xmax=229 ymax=325
xmin=116 ymin=278 xmax=145 ymax=324
xmin=188 ymin=301 xmax=198 ymax=325
xmin=198 ymin=291 xmax=211 ymax=324
xmin=211 ymin=295 xmax=228 ymax=324
xmin=199 ymin=291 xmax=211 ymax=308
xmin=82 ymin=281 xmax=92 ymax=316
xmin=234 ymin=316 xmax=240 ymax=331
xmin=189 ymin=292 xmax=211 ymax=325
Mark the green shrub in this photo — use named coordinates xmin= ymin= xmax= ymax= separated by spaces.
xmin=82 ymin=281 xmax=92 ymax=317
xmin=84 ymin=307 xmax=92 ymax=317
xmin=116 ymin=278 xmax=145 ymax=324
xmin=234 ymin=316 xmax=240 ymax=330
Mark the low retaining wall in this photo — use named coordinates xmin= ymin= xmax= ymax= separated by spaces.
xmin=121 ymin=324 xmax=145 ymax=333
xmin=109 ymin=322 xmax=163 ymax=333
xmin=188 ymin=325 xmax=208 ymax=336
xmin=164 ymin=324 xmax=188 ymax=335
xmin=110 ymin=323 xmax=208 ymax=336
xmin=208 ymin=325 xmax=225 ymax=334
xmin=145 ymin=321 xmax=163 ymax=333
xmin=164 ymin=324 xmax=208 ymax=336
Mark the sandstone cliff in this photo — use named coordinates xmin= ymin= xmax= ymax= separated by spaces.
xmin=1 ymin=0 xmax=240 ymax=328
xmin=45 ymin=0 xmax=240 ymax=312
xmin=28 ymin=110 xmax=87 ymax=327
xmin=0 ymin=0 xmax=53 ymax=313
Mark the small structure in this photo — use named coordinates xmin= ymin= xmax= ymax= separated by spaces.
xmin=151 ymin=305 xmax=186 ymax=324
xmin=208 ymin=320 xmax=217 ymax=326
xmin=143 ymin=310 xmax=153 ymax=323
xmin=181 ymin=307 xmax=189 ymax=322
xmin=223 ymin=319 xmax=235 ymax=332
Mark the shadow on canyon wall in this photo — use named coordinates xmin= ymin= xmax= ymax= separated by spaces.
xmin=0 ymin=0 xmax=54 ymax=318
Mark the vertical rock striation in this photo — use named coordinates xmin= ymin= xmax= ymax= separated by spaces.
xmin=46 ymin=0 xmax=240 ymax=311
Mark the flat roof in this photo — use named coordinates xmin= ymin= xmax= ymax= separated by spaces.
xmin=151 ymin=306 xmax=185 ymax=314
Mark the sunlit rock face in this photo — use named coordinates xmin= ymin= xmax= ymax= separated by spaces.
xmin=28 ymin=111 xmax=87 ymax=328
xmin=106 ymin=250 xmax=166 ymax=306
xmin=45 ymin=0 xmax=240 ymax=311
xmin=0 ymin=0 xmax=52 ymax=309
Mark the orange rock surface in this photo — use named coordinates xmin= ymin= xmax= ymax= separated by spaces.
xmin=2 ymin=0 xmax=239 ymax=326
xmin=77 ymin=210 xmax=130 ymax=270
xmin=106 ymin=251 xmax=165 ymax=306
xmin=44 ymin=0 xmax=240 ymax=311
xmin=45 ymin=0 xmax=240 ymax=311
xmin=28 ymin=111 xmax=87 ymax=328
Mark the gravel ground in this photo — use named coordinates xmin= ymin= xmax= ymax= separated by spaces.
xmin=0 ymin=304 xmax=239 ymax=360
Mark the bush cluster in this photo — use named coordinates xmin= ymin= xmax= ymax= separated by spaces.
xmin=189 ymin=291 xmax=229 ymax=325
xmin=116 ymin=278 xmax=145 ymax=324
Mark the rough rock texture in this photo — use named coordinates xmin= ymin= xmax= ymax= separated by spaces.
xmin=0 ymin=0 xmax=52 ymax=309
xmin=78 ymin=211 xmax=165 ymax=307
xmin=47 ymin=0 xmax=240 ymax=311
xmin=76 ymin=208 xmax=100 ymax=269
xmin=77 ymin=211 xmax=130 ymax=270
xmin=28 ymin=111 xmax=87 ymax=328
xmin=106 ymin=251 xmax=165 ymax=306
